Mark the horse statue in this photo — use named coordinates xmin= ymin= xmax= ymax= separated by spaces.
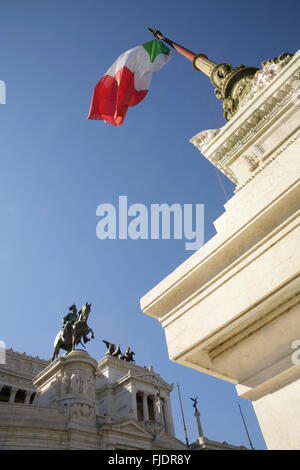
xmin=51 ymin=302 xmax=94 ymax=362
xmin=119 ymin=346 xmax=135 ymax=363
xmin=102 ymin=340 xmax=122 ymax=358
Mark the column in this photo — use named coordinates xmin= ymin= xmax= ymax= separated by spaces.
xmin=9 ymin=387 xmax=18 ymax=403
xmin=165 ymin=397 xmax=175 ymax=436
xmin=106 ymin=385 xmax=114 ymax=418
xmin=142 ymin=393 xmax=149 ymax=422
xmin=24 ymin=390 xmax=31 ymax=404
xmin=131 ymin=383 xmax=138 ymax=420
xmin=195 ymin=410 xmax=204 ymax=437
xmin=161 ymin=399 xmax=168 ymax=432
xmin=193 ymin=55 xmax=216 ymax=77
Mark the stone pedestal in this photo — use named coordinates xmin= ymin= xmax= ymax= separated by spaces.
xmin=33 ymin=350 xmax=98 ymax=433
xmin=141 ymin=50 xmax=300 ymax=449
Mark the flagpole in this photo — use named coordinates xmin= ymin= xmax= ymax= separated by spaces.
xmin=147 ymin=28 xmax=215 ymax=78
xmin=238 ymin=403 xmax=255 ymax=450
xmin=148 ymin=28 xmax=198 ymax=62
xmin=177 ymin=383 xmax=189 ymax=448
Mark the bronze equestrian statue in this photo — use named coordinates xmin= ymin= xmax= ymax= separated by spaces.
xmin=51 ymin=302 xmax=94 ymax=362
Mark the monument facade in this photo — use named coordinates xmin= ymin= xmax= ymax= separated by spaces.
xmin=0 ymin=347 xmax=247 ymax=450
xmin=141 ymin=43 xmax=300 ymax=450
xmin=0 ymin=348 xmax=185 ymax=450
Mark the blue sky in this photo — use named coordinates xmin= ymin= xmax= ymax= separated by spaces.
xmin=1 ymin=0 xmax=299 ymax=449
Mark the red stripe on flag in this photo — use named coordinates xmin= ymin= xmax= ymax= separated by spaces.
xmin=88 ymin=66 xmax=148 ymax=126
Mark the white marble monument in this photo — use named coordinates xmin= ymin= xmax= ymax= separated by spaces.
xmin=141 ymin=49 xmax=300 ymax=450
xmin=0 ymin=349 xmax=186 ymax=450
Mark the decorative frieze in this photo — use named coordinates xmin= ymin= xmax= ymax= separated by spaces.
xmin=190 ymin=50 xmax=300 ymax=190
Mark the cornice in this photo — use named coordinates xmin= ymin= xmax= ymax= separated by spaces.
xmin=5 ymin=348 xmax=49 ymax=365
xmin=190 ymin=49 xmax=300 ymax=189
xmin=33 ymin=350 xmax=97 ymax=388
xmin=193 ymin=69 xmax=299 ymax=164
xmin=96 ymin=355 xmax=172 ymax=391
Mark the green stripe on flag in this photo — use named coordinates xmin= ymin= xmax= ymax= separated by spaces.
xmin=142 ymin=39 xmax=171 ymax=63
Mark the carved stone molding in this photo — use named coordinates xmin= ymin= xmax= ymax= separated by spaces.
xmin=144 ymin=420 xmax=164 ymax=436
xmin=234 ymin=130 xmax=300 ymax=192
xmin=190 ymin=129 xmax=221 ymax=154
xmin=239 ymin=53 xmax=293 ymax=110
xmin=210 ymin=62 xmax=259 ymax=121
xmin=211 ymin=76 xmax=299 ymax=165
xmin=243 ymin=153 xmax=260 ymax=171
xmin=190 ymin=50 xmax=300 ymax=190
xmin=191 ymin=53 xmax=297 ymax=160
xmin=69 ymin=402 xmax=96 ymax=421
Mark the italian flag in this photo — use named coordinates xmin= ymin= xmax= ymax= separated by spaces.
xmin=88 ymin=39 xmax=171 ymax=126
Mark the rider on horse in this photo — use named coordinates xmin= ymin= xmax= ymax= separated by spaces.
xmin=62 ymin=303 xmax=78 ymax=332
xmin=51 ymin=302 xmax=94 ymax=362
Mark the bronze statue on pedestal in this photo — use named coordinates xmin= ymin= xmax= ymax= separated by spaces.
xmin=51 ymin=302 xmax=94 ymax=362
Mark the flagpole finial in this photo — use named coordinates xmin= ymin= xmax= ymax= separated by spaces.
xmin=147 ymin=28 xmax=162 ymax=39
